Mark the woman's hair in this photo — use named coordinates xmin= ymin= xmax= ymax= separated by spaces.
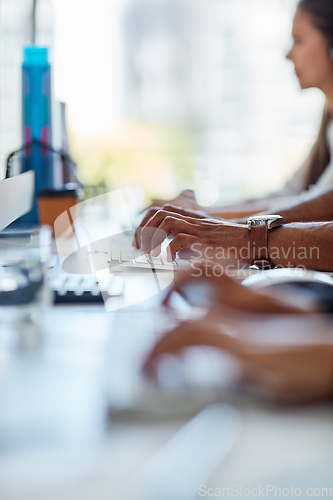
xmin=297 ymin=0 xmax=333 ymax=47
xmin=297 ymin=0 xmax=333 ymax=188
xmin=306 ymin=106 xmax=332 ymax=188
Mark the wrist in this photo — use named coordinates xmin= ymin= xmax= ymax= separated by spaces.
xmin=228 ymin=225 xmax=253 ymax=266
xmin=268 ymin=224 xmax=300 ymax=267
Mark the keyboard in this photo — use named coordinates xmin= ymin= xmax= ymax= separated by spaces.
xmin=47 ymin=271 xmax=124 ymax=304
xmin=108 ymin=242 xmax=191 ymax=270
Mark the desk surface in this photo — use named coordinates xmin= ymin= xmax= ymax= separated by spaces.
xmin=0 ymin=204 xmax=332 ymax=500
xmin=1 ymin=285 xmax=332 ymax=500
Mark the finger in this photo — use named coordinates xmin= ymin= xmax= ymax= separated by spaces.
xmin=161 ymin=267 xmax=199 ymax=307
xmin=146 ymin=199 xmax=165 ymax=209
xmin=143 ymin=209 xmax=208 ymax=233
xmin=142 ymin=216 xmax=201 ymax=253
xmin=145 ymin=197 xmax=195 ymax=211
xmin=161 ymin=284 xmax=189 ymax=309
xmin=154 ymin=220 xmax=202 ymax=256
xmin=161 ymin=263 xmax=214 ymax=307
xmin=138 ymin=209 xmax=170 ymax=252
xmin=161 ymin=285 xmax=176 ymax=309
xmin=141 ymin=226 xmax=168 ymax=253
xmin=133 ymin=206 xmax=161 ymax=248
xmin=180 ymin=189 xmax=195 ymax=198
xmin=178 ymin=247 xmax=198 ymax=260
xmin=151 ymin=244 xmax=162 ymax=257
xmin=137 ymin=209 xmax=174 ymax=251
xmin=142 ymin=322 xmax=202 ymax=374
xmin=135 ymin=205 xmax=194 ymax=248
xmin=161 ymin=204 xmax=206 ymax=220
xmin=143 ymin=321 xmax=246 ymax=373
xmin=160 ymin=203 xmax=193 ymax=216
xmin=166 ymin=233 xmax=204 ymax=261
xmin=137 ymin=205 xmax=195 ymax=239
xmin=137 ymin=206 xmax=161 ymax=229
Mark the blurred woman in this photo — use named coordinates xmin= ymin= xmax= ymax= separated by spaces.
xmin=148 ymin=0 xmax=333 ymax=219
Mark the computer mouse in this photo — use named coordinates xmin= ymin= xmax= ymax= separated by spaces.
xmin=242 ymin=268 xmax=333 ymax=312
xmin=242 ymin=268 xmax=333 ymax=289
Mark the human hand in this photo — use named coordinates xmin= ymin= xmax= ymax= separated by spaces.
xmin=143 ymin=317 xmax=333 ymax=403
xmin=133 ymin=203 xmax=211 ymax=250
xmin=135 ymin=208 xmax=249 ymax=265
xmin=162 ymin=263 xmax=313 ymax=314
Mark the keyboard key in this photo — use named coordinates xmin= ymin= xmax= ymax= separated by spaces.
xmin=110 ymin=248 xmax=121 ymax=261
xmin=120 ymin=252 xmax=135 ymax=263
xmin=48 ymin=272 xmax=124 ymax=303
xmin=175 ymin=258 xmax=191 ymax=268
xmin=145 ymin=255 xmax=163 ymax=266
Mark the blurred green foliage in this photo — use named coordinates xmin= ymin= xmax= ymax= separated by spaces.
xmin=68 ymin=121 xmax=199 ymax=204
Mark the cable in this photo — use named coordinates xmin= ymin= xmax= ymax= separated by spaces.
xmin=32 ymin=0 xmax=37 ymax=45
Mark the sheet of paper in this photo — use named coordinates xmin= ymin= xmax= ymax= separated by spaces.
xmin=0 ymin=170 xmax=34 ymax=229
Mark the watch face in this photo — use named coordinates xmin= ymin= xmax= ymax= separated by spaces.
xmin=247 ymin=215 xmax=283 ymax=230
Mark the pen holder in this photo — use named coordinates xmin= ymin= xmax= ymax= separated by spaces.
xmin=38 ymin=188 xmax=81 ymax=235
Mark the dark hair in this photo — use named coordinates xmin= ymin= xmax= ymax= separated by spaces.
xmin=296 ymin=0 xmax=333 ymax=188
xmin=306 ymin=106 xmax=332 ymax=188
xmin=297 ymin=0 xmax=333 ymax=47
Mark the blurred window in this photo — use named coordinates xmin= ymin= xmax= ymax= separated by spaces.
xmin=0 ymin=0 xmax=324 ymax=204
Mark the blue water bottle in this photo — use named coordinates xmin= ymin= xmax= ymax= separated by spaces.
xmin=20 ymin=45 xmax=53 ymax=223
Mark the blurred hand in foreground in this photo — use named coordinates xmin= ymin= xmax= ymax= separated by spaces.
xmin=143 ymin=267 xmax=332 ymax=403
xmin=143 ymin=315 xmax=333 ymax=403
xmin=162 ymin=262 xmax=316 ymax=315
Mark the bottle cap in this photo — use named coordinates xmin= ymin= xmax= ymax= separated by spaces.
xmin=23 ymin=46 xmax=49 ymax=65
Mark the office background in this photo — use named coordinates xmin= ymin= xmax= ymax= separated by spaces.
xmin=0 ymin=0 xmax=325 ymax=205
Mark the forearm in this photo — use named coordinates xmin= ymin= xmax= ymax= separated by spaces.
xmin=268 ymin=221 xmax=333 ymax=270
xmin=234 ymin=188 xmax=333 ymax=225
xmin=207 ymin=199 xmax=270 ymax=219
xmin=262 ymin=188 xmax=333 ymax=223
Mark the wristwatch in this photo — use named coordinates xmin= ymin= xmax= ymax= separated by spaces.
xmin=247 ymin=215 xmax=283 ymax=269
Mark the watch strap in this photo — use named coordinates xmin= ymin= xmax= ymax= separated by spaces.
xmin=250 ymin=225 xmax=271 ymax=269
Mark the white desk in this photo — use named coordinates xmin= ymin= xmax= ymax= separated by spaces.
xmin=0 ymin=278 xmax=332 ymax=500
